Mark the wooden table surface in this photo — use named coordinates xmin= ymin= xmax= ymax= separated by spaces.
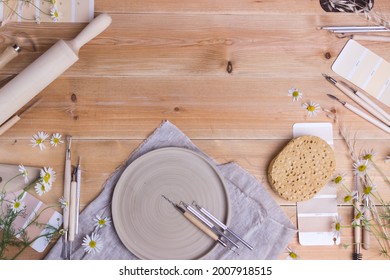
xmin=0 ymin=0 xmax=389 ymax=260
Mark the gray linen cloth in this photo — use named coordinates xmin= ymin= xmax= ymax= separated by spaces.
xmin=45 ymin=120 xmax=296 ymax=260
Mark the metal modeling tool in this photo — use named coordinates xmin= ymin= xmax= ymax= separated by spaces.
xmin=363 ymin=196 xmax=371 ymax=250
xmin=323 ymin=74 xmax=390 ymax=125
xmin=61 ymin=136 xmax=72 ymax=259
xmin=161 ymin=195 xmax=227 ymax=248
xmin=180 ymin=201 xmax=239 ymax=249
xmin=193 ymin=201 xmax=254 ymax=250
xmin=353 ymin=175 xmax=362 ymax=260
xmin=75 ymin=157 xmax=81 ymax=235
xmin=327 ymin=94 xmax=390 ymax=134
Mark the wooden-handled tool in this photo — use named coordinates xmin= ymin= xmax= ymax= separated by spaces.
xmin=0 ymin=13 xmax=112 ymax=128
xmin=0 ymin=44 xmax=21 ymax=70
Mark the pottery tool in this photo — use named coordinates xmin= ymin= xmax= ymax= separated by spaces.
xmin=180 ymin=201 xmax=239 ymax=249
xmin=0 ymin=44 xmax=21 ymax=70
xmin=363 ymin=196 xmax=371 ymax=250
xmin=161 ymin=195 xmax=227 ymax=248
xmin=193 ymin=201 xmax=253 ymax=250
xmin=75 ymin=157 xmax=81 ymax=235
xmin=353 ymin=175 xmax=362 ymax=260
xmin=341 ymin=34 xmax=390 ymax=42
xmin=327 ymin=94 xmax=390 ymax=134
xmin=323 ymin=74 xmax=390 ymax=125
xmin=67 ymin=168 xmax=78 ymax=260
xmin=61 ymin=135 xmax=72 ymax=259
xmin=0 ymin=13 xmax=112 ymax=128
xmin=319 ymin=26 xmax=389 ymax=33
xmin=0 ymin=97 xmax=41 ymax=136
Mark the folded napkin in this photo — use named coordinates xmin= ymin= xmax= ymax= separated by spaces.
xmin=45 ymin=120 xmax=296 ymax=260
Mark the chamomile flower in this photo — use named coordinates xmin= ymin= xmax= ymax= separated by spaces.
xmin=331 ymin=216 xmax=342 ymax=240
xmin=353 ymin=159 xmax=370 ymax=177
xmin=286 ymin=246 xmax=299 ymax=260
xmin=50 ymin=133 xmax=64 ymax=147
xmin=34 ymin=181 xmax=51 ymax=196
xmin=93 ymin=215 xmax=112 ymax=230
xmin=40 ymin=167 xmax=56 ymax=186
xmin=58 ymin=197 xmax=68 ymax=209
xmin=343 ymin=190 xmax=358 ymax=204
xmin=50 ymin=6 xmax=62 ymax=22
xmin=288 ymin=88 xmax=303 ymax=102
xmin=18 ymin=164 xmax=29 ymax=183
xmin=302 ymin=101 xmax=320 ymax=117
xmin=10 ymin=198 xmax=25 ymax=213
xmin=82 ymin=232 xmax=103 ymax=255
xmin=352 ymin=209 xmax=364 ymax=226
xmin=31 ymin=131 xmax=49 ymax=150
xmin=360 ymin=149 xmax=377 ymax=161
xmin=329 ymin=172 xmax=346 ymax=187
xmin=362 ymin=184 xmax=376 ymax=200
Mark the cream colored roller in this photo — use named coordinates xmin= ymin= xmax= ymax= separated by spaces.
xmin=0 ymin=13 xmax=112 ymax=127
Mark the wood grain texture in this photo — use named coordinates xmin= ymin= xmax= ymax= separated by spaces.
xmin=0 ymin=0 xmax=390 ymax=260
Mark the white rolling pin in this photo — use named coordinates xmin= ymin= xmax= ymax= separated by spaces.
xmin=0 ymin=13 xmax=112 ymax=127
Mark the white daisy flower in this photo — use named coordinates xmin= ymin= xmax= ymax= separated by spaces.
xmin=58 ymin=197 xmax=68 ymax=209
xmin=342 ymin=190 xmax=358 ymax=204
xmin=353 ymin=159 xmax=370 ymax=177
xmin=40 ymin=167 xmax=56 ymax=186
xmin=31 ymin=131 xmax=49 ymax=150
xmin=331 ymin=216 xmax=342 ymax=240
xmin=18 ymin=164 xmax=29 ymax=183
xmin=286 ymin=246 xmax=299 ymax=260
xmin=82 ymin=232 xmax=103 ymax=255
xmin=302 ymin=101 xmax=320 ymax=117
xmin=360 ymin=149 xmax=377 ymax=161
xmin=34 ymin=181 xmax=51 ymax=196
xmin=50 ymin=6 xmax=62 ymax=22
xmin=362 ymin=184 xmax=376 ymax=200
xmin=50 ymin=133 xmax=64 ymax=147
xmin=94 ymin=215 xmax=112 ymax=230
xmin=288 ymin=88 xmax=303 ymax=101
xmin=10 ymin=198 xmax=25 ymax=213
xmin=329 ymin=172 xmax=346 ymax=187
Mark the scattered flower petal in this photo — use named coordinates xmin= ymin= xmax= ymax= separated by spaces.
xmin=302 ymin=101 xmax=320 ymax=117
xmin=30 ymin=131 xmax=49 ymax=150
xmin=82 ymin=232 xmax=103 ymax=255
xmin=288 ymin=88 xmax=303 ymax=101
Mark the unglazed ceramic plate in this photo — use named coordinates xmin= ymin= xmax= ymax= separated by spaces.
xmin=112 ymin=147 xmax=229 ymax=260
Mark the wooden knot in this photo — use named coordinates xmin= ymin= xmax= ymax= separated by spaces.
xmin=226 ymin=61 xmax=233 ymax=73
xmin=324 ymin=52 xmax=332 ymax=59
xmin=71 ymin=93 xmax=77 ymax=102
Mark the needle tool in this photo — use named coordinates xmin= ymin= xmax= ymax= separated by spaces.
xmin=326 ymin=94 xmax=390 ymax=135
xmin=161 ymin=195 xmax=227 ymax=248
xmin=61 ymin=135 xmax=72 ymax=259
xmin=180 ymin=201 xmax=239 ymax=249
xmin=75 ymin=157 xmax=81 ymax=235
xmin=193 ymin=201 xmax=253 ymax=250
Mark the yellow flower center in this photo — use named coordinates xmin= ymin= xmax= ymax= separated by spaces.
xmin=344 ymin=195 xmax=352 ymax=202
xmin=335 ymin=222 xmax=340 ymax=231
xmin=358 ymin=165 xmax=367 ymax=172
xmin=14 ymin=201 xmax=20 ymax=208
xmin=364 ymin=186 xmax=372 ymax=195
xmin=293 ymin=91 xmax=299 ymax=97
xmin=363 ymin=154 xmax=372 ymax=160
xmin=289 ymin=252 xmax=297 ymax=259
xmin=40 ymin=184 xmax=46 ymax=191
xmin=89 ymin=240 xmax=97 ymax=249
xmin=36 ymin=138 xmax=42 ymax=144
xmin=99 ymin=219 xmax=106 ymax=226
xmin=334 ymin=176 xmax=342 ymax=184
xmin=53 ymin=138 xmax=60 ymax=144
xmin=54 ymin=11 xmax=59 ymax=18
xmin=44 ymin=173 xmax=51 ymax=183
xmin=307 ymin=105 xmax=315 ymax=112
